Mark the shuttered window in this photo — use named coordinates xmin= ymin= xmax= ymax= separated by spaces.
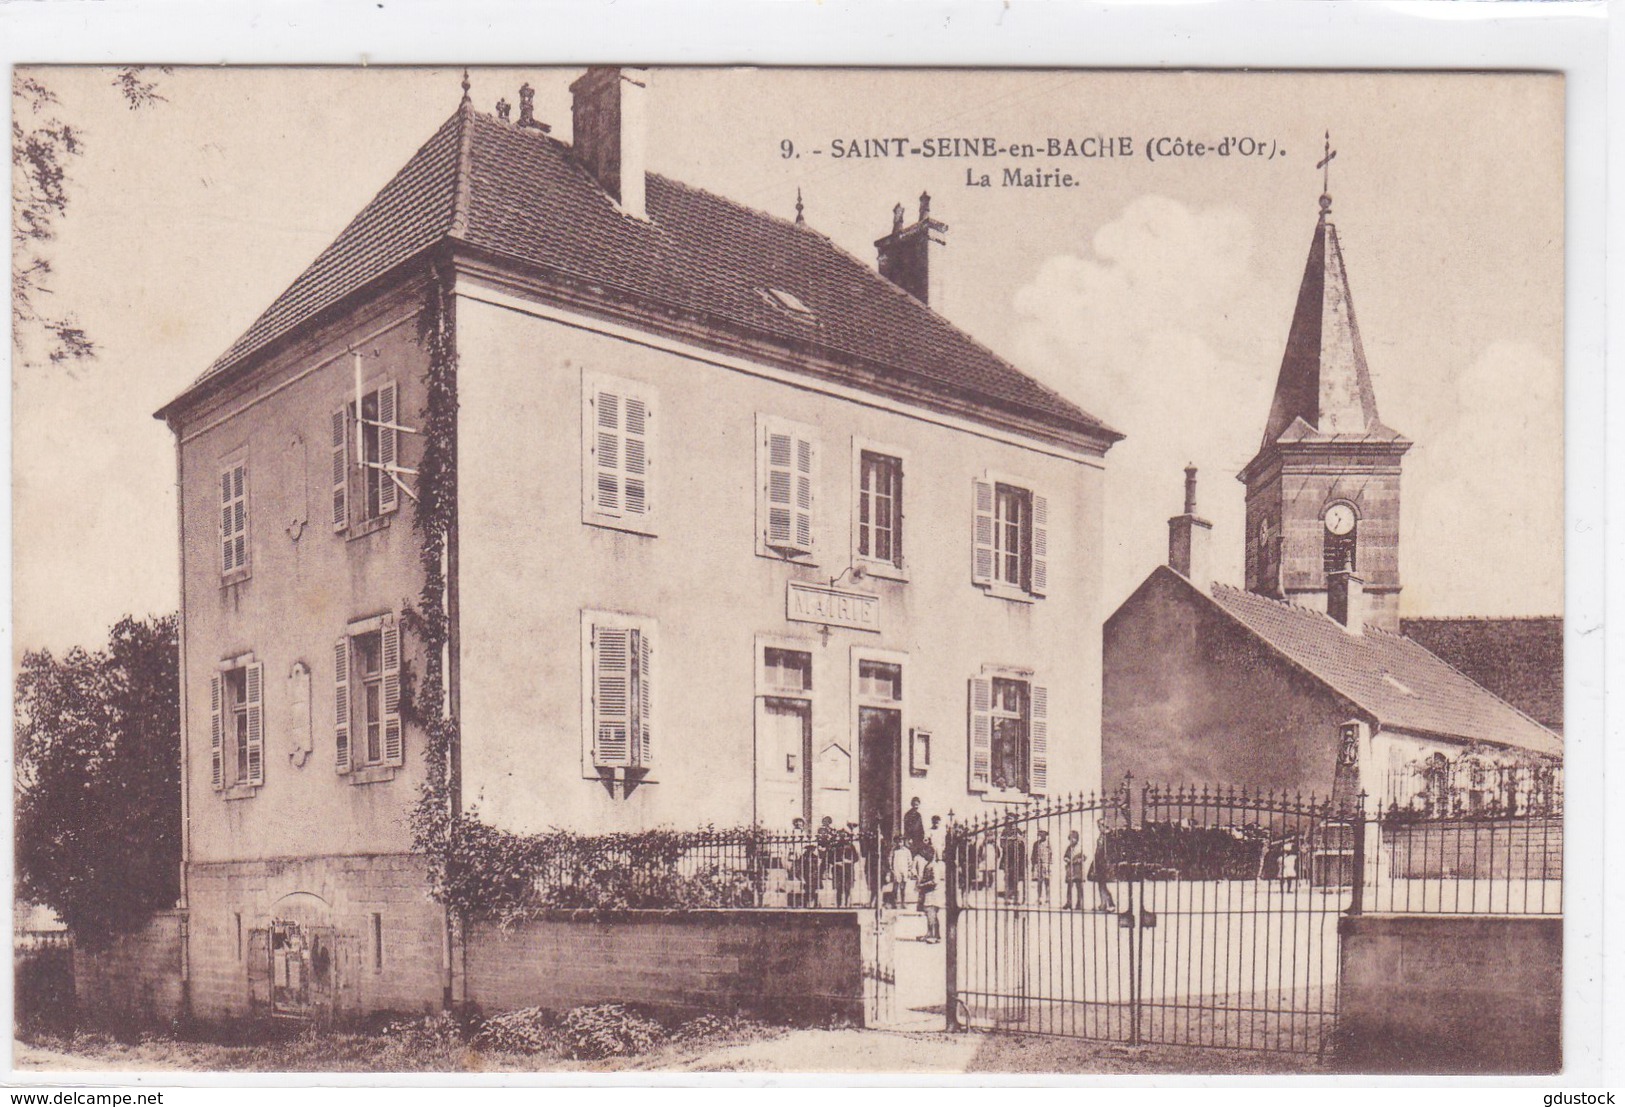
xmin=332 ymin=379 xmax=401 ymax=533
xmin=967 ymin=673 xmax=1047 ymax=797
xmin=759 ymin=416 xmax=817 ymax=558
xmin=336 ymin=617 xmax=403 ymax=776
xmin=857 ymin=451 xmax=903 ymax=569
xmin=220 ymin=463 xmax=249 ymax=576
xmin=972 ymin=476 xmax=1049 ymax=598
xmin=587 ymin=617 xmax=656 ymax=771
xmin=211 ymin=661 xmax=264 ymax=792
xmin=583 ymin=376 xmax=656 ymax=533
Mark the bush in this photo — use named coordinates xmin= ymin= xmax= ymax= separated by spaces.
xmin=553 ymin=1004 xmax=664 ymax=1061
xmin=380 ymin=1011 xmax=466 ymax=1053
xmin=471 ymin=1007 xmax=557 ymax=1055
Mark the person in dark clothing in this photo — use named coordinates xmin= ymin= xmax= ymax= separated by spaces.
xmin=1089 ymin=819 xmax=1118 ymax=912
xmin=1000 ymin=815 xmax=1027 ymax=903
xmin=902 ymin=797 xmax=926 ymax=855
xmin=1063 ymin=830 xmax=1087 ymax=910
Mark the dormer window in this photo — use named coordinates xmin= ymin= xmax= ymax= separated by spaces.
xmin=761 ymin=288 xmax=815 ymax=320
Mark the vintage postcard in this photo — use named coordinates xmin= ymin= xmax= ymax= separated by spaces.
xmin=11 ymin=61 xmax=1576 ymax=1081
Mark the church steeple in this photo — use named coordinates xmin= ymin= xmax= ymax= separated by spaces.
xmin=1239 ymin=169 xmax=1411 ymax=633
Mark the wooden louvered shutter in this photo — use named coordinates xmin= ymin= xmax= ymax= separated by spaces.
xmin=972 ymin=478 xmax=996 ymax=585
xmin=593 ymin=391 xmax=622 ymax=516
xmin=381 ymin=620 xmax=403 ymax=766
xmin=1028 ymin=683 xmax=1048 ymax=796
xmin=210 ymin=673 xmax=224 ymax=790
xmin=794 ymin=434 xmax=816 ymax=552
xmin=593 ymin=625 xmax=632 ymax=767
xmin=636 ymin=630 xmax=653 ymax=767
xmin=764 ymin=428 xmax=795 ymax=549
xmin=968 ymin=676 xmax=992 ymax=793
xmin=623 ymin=394 xmax=651 ymax=520
xmin=334 ymin=636 xmax=351 ymax=774
xmin=377 ymin=382 xmax=399 ymax=515
xmin=331 ymin=409 xmax=349 ymax=531
xmin=245 ymin=662 xmax=265 ymax=786
xmin=1030 ymin=493 xmax=1050 ymax=596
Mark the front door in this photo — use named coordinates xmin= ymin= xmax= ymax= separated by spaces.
xmin=858 ymin=706 xmax=902 ymax=852
xmin=758 ymin=698 xmax=813 ymax=827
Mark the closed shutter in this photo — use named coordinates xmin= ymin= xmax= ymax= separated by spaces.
xmin=593 ymin=625 xmax=632 ymax=767
xmin=972 ymin=478 xmax=995 ymax=585
xmin=377 ymin=382 xmax=399 ymax=515
xmin=330 ymin=409 xmax=349 ymax=531
xmin=245 ymin=662 xmax=265 ymax=786
xmin=381 ymin=620 xmax=403 ymax=766
xmin=1029 ymin=683 xmax=1048 ymax=796
xmin=636 ymin=631 xmax=653 ymax=767
xmin=968 ymin=676 xmax=992 ymax=793
xmin=210 ymin=673 xmax=224 ymax=790
xmin=334 ymin=636 xmax=351 ymax=774
xmin=1030 ymin=493 xmax=1050 ymax=596
xmin=589 ymin=387 xmax=654 ymax=522
xmin=763 ymin=425 xmax=815 ymax=555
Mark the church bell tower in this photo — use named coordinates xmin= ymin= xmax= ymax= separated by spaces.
xmin=1239 ymin=149 xmax=1411 ymax=633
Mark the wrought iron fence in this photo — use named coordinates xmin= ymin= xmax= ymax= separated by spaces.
xmin=1361 ymin=796 xmax=1563 ymax=916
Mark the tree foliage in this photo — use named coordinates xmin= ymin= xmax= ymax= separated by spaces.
xmin=14 ymin=614 xmax=182 ymax=947
xmin=12 ymin=67 xmax=169 ymax=369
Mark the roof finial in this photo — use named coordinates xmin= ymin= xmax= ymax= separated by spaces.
xmin=460 ymin=68 xmax=472 ymax=105
xmin=1316 ymin=130 xmax=1337 ymax=219
xmin=795 ymin=187 xmax=805 ymax=227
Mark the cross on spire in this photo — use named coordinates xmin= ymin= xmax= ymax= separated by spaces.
xmin=1316 ymin=130 xmax=1337 ymax=217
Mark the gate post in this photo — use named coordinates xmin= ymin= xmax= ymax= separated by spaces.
xmin=1348 ymin=792 xmax=1367 ymax=915
xmin=945 ymin=823 xmax=960 ymax=1030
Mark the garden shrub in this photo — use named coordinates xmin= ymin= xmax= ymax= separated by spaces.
xmin=553 ymin=1004 xmax=664 ymax=1060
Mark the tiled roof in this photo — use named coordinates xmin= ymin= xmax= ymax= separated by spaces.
xmin=1400 ymin=617 xmax=1564 ymax=733
xmin=167 ymin=106 xmax=1117 ymax=444
xmin=1202 ymin=578 xmax=1561 ymax=757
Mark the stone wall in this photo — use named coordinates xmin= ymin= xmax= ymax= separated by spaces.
xmin=73 ymin=911 xmax=187 ymax=1030
xmin=464 ymin=910 xmax=866 ymax=1024
xmin=1337 ymin=914 xmax=1561 ymax=1073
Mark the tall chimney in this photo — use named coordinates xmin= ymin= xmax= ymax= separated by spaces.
xmin=1327 ymin=569 xmax=1367 ymax=633
xmin=1167 ymin=465 xmax=1213 ymax=585
xmin=875 ymin=191 xmax=948 ymax=305
xmin=569 ymin=67 xmax=648 ymax=219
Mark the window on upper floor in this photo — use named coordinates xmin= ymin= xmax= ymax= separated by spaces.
xmin=758 ymin=416 xmax=818 ymax=560
xmin=335 ymin=615 xmax=402 ymax=777
xmin=856 ymin=450 xmax=904 ymax=574
xmin=968 ymin=672 xmax=1048 ymax=797
xmin=211 ymin=658 xmax=263 ymax=793
xmin=220 ymin=461 xmax=250 ymax=579
xmin=972 ymin=476 xmax=1049 ymax=598
xmin=331 ymin=380 xmax=400 ymax=534
xmin=583 ymin=375 xmax=657 ymax=534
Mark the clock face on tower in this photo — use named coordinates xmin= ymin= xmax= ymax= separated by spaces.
xmin=1323 ymin=502 xmax=1357 ymax=536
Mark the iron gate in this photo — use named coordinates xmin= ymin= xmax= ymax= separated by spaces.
xmin=946 ymin=782 xmax=1356 ymax=1054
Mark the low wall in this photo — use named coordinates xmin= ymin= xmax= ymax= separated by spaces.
xmin=1337 ymin=914 xmax=1560 ymax=1073
xmin=1380 ymin=820 xmax=1562 ymax=880
xmin=73 ymin=911 xmax=188 ymax=1030
xmin=464 ymin=910 xmax=866 ymax=1025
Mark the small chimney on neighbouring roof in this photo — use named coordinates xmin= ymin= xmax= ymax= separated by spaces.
xmin=569 ymin=66 xmax=648 ymax=219
xmin=1327 ymin=569 xmax=1367 ymax=634
xmin=1167 ymin=464 xmax=1213 ymax=585
xmin=875 ymin=191 xmax=947 ymax=306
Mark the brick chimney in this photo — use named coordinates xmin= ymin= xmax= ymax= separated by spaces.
xmin=1167 ymin=465 xmax=1213 ymax=585
xmin=1327 ymin=569 xmax=1367 ymax=633
xmin=875 ymin=191 xmax=947 ymax=305
xmin=569 ymin=67 xmax=648 ymax=219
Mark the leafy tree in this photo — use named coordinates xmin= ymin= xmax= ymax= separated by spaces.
xmin=12 ymin=67 xmax=169 ymax=369
xmin=14 ymin=614 xmax=181 ymax=948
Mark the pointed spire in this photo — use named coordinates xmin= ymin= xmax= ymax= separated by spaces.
xmin=1256 ymin=174 xmax=1387 ymax=448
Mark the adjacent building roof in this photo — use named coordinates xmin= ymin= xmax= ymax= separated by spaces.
xmin=1140 ymin=571 xmax=1562 ymax=757
xmin=1400 ymin=617 xmax=1564 ymax=734
xmin=1255 ymin=197 xmax=1406 ymax=454
xmin=159 ymin=101 xmax=1118 ymax=448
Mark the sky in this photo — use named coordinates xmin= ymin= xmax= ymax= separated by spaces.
xmin=11 ymin=66 xmax=1565 ymax=656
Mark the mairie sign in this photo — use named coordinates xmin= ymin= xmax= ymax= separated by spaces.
xmin=786 ymin=581 xmax=880 ymax=633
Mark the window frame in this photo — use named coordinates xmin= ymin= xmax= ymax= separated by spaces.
xmin=582 ymin=371 xmax=659 ymax=536
xmin=219 ymin=454 xmax=251 ymax=583
xmin=331 ymin=375 xmax=400 ymax=538
xmin=756 ymin=414 xmax=819 ymax=563
xmin=851 ymin=438 xmax=908 ymax=580
xmin=967 ymin=664 xmax=1049 ymax=800
xmin=580 ymin=609 xmax=659 ymax=782
xmin=211 ymin=652 xmax=263 ymax=798
xmin=972 ymin=472 xmax=1049 ymax=601
xmin=335 ymin=612 xmax=403 ymax=783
